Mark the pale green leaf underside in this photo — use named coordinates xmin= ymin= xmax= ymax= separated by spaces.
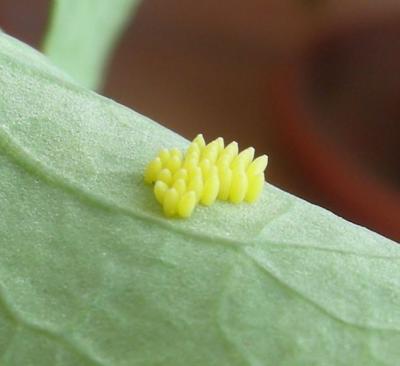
xmin=43 ymin=0 xmax=142 ymax=90
xmin=0 ymin=32 xmax=399 ymax=366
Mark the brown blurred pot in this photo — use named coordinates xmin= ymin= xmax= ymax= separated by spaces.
xmin=268 ymin=15 xmax=400 ymax=240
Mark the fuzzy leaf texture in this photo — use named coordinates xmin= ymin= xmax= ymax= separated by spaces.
xmin=43 ymin=0 xmax=142 ymax=90
xmin=0 ymin=32 xmax=400 ymax=366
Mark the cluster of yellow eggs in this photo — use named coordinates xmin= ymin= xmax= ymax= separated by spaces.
xmin=144 ymin=134 xmax=268 ymax=218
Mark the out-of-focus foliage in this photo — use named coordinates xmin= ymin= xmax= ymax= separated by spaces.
xmin=43 ymin=0 xmax=142 ymax=90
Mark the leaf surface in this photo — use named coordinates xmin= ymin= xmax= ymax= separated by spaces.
xmin=43 ymin=0 xmax=142 ymax=90
xmin=1 ymin=32 xmax=399 ymax=366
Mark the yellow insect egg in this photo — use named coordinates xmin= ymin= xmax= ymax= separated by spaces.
xmin=210 ymin=165 xmax=219 ymax=175
xmin=178 ymin=191 xmax=197 ymax=218
xmin=230 ymin=156 xmax=244 ymax=171
xmin=202 ymin=141 xmax=219 ymax=163
xmin=241 ymin=147 xmax=255 ymax=166
xmin=203 ymin=149 xmax=218 ymax=165
xmin=158 ymin=148 xmax=171 ymax=166
xmin=157 ymin=168 xmax=172 ymax=186
xmin=231 ymin=147 xmax=255 ymax=170
xmin=217 ymin=153 xmax=233 ymax=169
xmin=229 ymin=168 xmax=248 ymax=204
xmin=218 ymin=165 xmax=233 ymax=201
xmin=200 ymin=159 xmax=212 ymax=180
xmin=163 ymin=188 xmax=179 ymax=217
xmin=217 ymin=142 xmax=238 ymax=166
xmin=247 ymin=155 xmax=268 ymax=176
xmin=166 ymin=155 xmax=182 ymax=173
xmin=223 ymin=141 xmax=239 ymax=158
xmin=193 ymin=134 xmax=206 ymax=151
xmin=187 ymin=166 xmax=202 ymax=180
xmin=200 ymin=169 xmax=220 ymax=206
xmin=173 ymin=168 xmax=188 ymax=183
xmin=183 ymin=158 xmax=197 ymax=172
xmin=188 ymin=175 xmax=204 ymax=202
xmin=170 ymin=147 xmax=183 ymax=160
xmin=186 ymin=142 xmax=201 ymax=156
xmin=144 ymin=157 xmax=162 ymax=184
xmin=183 ymin=153 xmax=200 ymax=170
xmin=154 ymin=180 xmax=168 ymax=204
xmin=213 ymin=137 xmax=224 ymax=154
xmin=245 ymin=173 xmax=264 ymax=203
xmin=185 ymin=149 xmax=200 ymax=162
xmin=173 ymin=178 xmax=187 ymax=196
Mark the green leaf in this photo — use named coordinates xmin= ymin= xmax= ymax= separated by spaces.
xmin=1 ymin=32 xmax=399 ymax=366
xmin=42 ymin=0 xmax=142 ymax=90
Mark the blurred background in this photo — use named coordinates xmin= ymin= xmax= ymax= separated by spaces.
xmin=0 ymin=0 xmax=399 ymax=240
